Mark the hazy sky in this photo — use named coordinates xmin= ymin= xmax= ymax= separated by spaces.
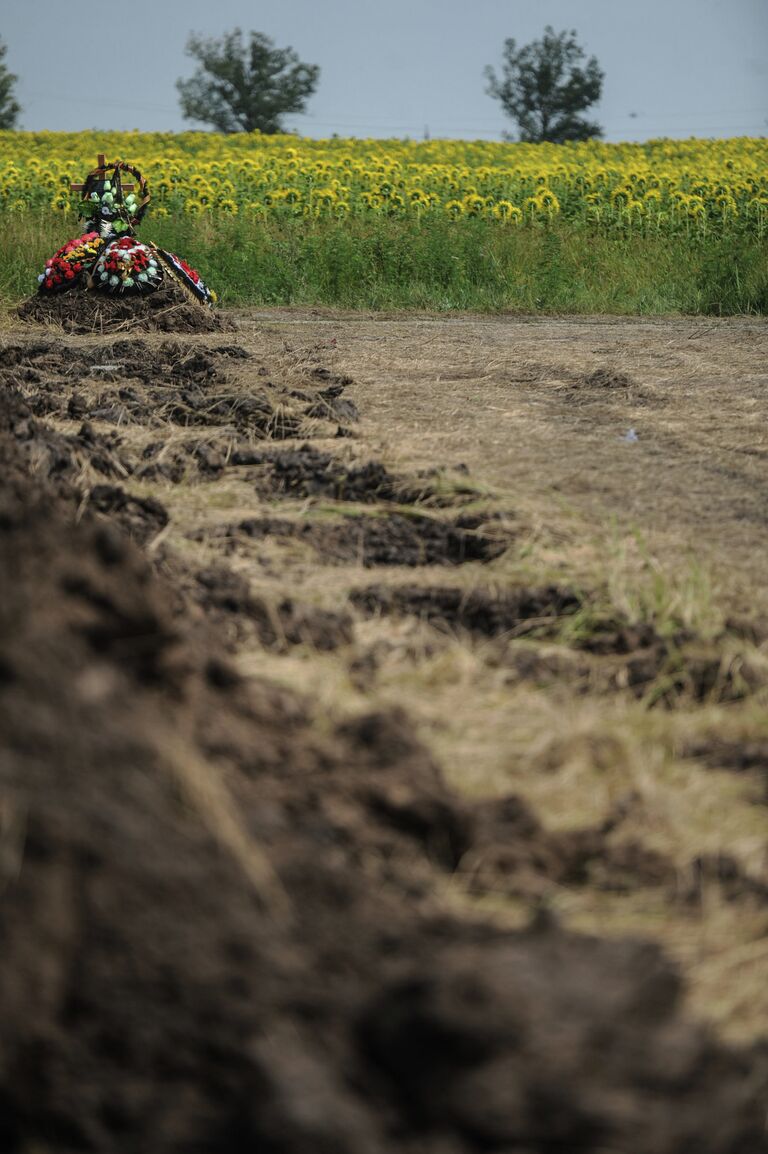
xmin=3 ymin=0 xmax=767 ymax=141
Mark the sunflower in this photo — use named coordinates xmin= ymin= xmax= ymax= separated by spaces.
xmin=463 ymin=193 xmax=485 ymax=216
xmin=493 ymin=201 xmax=522 ymax=224
xmin=537 ymin=190 xmax=560 ymax=213
xmin=714 ymin=193 xmax=738 ymax=217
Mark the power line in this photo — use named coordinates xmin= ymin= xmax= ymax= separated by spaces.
xmin=297 ymin=105 xmax=768 ymax=126
xmin=290 ymin=121 xmax=505 ymax=136
xmin=22 ymin=92 xmax=180 ymax=115
xmin=22 ymin=90 xmax=766 ymax=130
xmin=18 ymin=91 xmax=766 ymax=139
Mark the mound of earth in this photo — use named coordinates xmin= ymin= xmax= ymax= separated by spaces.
xmin=1 ymin=386 xmax=768 ymax=1153
xmin=16 ymin=279 xmax=235 ymax=334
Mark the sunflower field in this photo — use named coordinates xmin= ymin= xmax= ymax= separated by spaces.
xmin=2 ymin=131 xmax=767 ymax=233
xmin=1 ymin=131 xmax=767 ymax=312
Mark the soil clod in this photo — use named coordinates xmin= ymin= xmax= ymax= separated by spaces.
xmin=224 ymin=510 xmax=509 ymax=567
xmin=191 ymin=564 xmax=353 ymax=651
xmin=88 ymin=483 xmax=169 ymax=545
xmin=351 ymin=582 xmax=581 ymax=637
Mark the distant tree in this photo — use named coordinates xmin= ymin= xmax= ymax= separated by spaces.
xmin=176 ymin=28 xmax=319 ymax=134
xmin=485 ymin=26 xmax=604 ymax=143
xmin=0 ymin=37 xmax=21 ymax=130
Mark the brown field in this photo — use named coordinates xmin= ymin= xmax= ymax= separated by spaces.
xmin=2 ymin=304 xmax=768 ymax=1151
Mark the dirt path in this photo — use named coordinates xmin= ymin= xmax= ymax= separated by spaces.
xmin=235 ymin=311 xmax=768 ymax=606
xmin=1 ymin=306 xmax=767 ymax=1151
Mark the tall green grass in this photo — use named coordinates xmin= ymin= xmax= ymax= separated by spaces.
xmin=2 ymin=210 xmax=766 ymax=314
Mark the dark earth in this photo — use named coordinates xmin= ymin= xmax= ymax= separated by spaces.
xmin=1 ymin=304 xmax=767 ymax=1152
xmin=16 ymin=277 xmax=234 ymax=333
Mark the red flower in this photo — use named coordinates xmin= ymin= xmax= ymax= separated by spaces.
xmin=177 ymin=257 xmax=201 ymax=283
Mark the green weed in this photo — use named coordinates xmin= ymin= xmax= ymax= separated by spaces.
xmin=1 ymin=210 xmax=766 ymax=315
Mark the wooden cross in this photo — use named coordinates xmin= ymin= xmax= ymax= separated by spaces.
xmin=70 ymin=154 xmax=135 ymax=194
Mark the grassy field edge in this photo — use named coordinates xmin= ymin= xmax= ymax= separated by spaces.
xmin=2 ymin=212 xmax=767 ymax=315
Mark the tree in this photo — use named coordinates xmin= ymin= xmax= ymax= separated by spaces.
xmin=485 ymin=26 xmax=603 ymax=143
xmin=0 ymin=37 xmax=21 ymax=130
xmin=176 ymin=28 xmax=319 ymax=134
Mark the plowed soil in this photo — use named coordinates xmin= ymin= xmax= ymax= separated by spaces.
xmin=2 ymin=305 xmax=768 ymax=1153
